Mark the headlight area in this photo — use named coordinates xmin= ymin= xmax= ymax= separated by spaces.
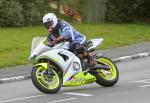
xmin=29 ymin=55 xmax=38 ymax=63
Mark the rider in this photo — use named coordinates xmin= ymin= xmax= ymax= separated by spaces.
xmin=43 ymin=13 xmax=96 ymax=67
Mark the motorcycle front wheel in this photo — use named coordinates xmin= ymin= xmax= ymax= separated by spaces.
xmin=31 ymin=64 xmax=62 ymax=94
xmin=93 ymin=55 xmax=119 ymax=87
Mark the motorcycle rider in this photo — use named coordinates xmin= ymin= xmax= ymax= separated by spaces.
xmin=43 ymin=13 xmax=96 ymax=67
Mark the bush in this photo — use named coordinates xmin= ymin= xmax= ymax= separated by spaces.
xmin=0 ymin=0 xmax=51 ymax=27
xmin=21 ymin=2 xmax=41 ymax=25
xmin=0 ymin=0 xmax=24 ymax=27
xmin=106 ymin=0 xmax=150 ymax=23
xmin=106 ymin=0 xmax=136 ymax=23
xmin=19 ymin=0 xmax=51 ymax=26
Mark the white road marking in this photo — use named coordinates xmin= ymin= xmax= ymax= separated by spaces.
xmin=63 ymin=92 xmax=93 ymax=97
xmin=0 ymin=94 xmax=45 ymax=103
xmin=140 ymin=85 xmax=150 ymax=88
xmin=117 ymin=56 xmax=131 ymax=60
xmin=47 ymin=98 xmax=77 ymax=103
xmin=0 ymin=76 xmax=25 ymax=81
xmin=139 ymin=53 xmax=149 ymax=57
xmin=120 ymin=56 xmax=131 ymax=59
xmin=128 ymin=79 xmax=150 ymax=83
xmin=128 ymin=79 xmax=150 ymax=88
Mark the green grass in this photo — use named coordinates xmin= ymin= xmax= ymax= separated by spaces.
xmin=0 ymin=23 xmax=150 ymax=68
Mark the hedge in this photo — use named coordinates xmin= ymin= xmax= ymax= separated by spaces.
xmin=0 ymin=0 xmax=51 ymax=27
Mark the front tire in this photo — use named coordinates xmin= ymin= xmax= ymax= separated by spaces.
xmin=92 ymin=55 xmax=119 ymax=87
xmin=31 ymin=64 xmax=62 ymax=94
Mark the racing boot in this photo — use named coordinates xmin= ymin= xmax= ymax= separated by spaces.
xmin=87 ymin=56 xmax=96 ymax=67
xmin=82 ymin=51 xmax=96 ymax=67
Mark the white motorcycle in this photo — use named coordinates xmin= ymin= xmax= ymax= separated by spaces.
xmin=29 ymin=37 xmax=119 ymax=94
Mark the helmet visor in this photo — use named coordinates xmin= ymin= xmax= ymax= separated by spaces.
xmin=44 ymin=20 xmax=54 ymax=29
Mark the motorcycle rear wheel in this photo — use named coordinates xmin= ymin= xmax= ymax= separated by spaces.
xmin=93 ymin=55 xmax=119 ymax=87
xmin=31 ymin=64 xmax=62 ymax=94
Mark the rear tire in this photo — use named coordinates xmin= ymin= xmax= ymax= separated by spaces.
xmin=92 ymin=55 xmax=119 ymax=87
xmin=31 ymin=64 xmax=62 ymax=94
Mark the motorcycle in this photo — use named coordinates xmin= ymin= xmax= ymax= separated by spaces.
xmin=29 ymin=37 xmax=119 ymax=94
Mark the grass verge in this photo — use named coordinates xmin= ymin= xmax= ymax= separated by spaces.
xmin=0 ymin=23 xmax=150 ymax=68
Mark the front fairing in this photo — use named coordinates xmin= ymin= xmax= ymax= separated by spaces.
xmin=29 ymin=37 xmax=80 ymax=78
xmin=29 ymin=37 xmax=70 ymax=63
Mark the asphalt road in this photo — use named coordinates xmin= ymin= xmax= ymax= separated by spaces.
xmin=0 ymin=56 xmax=150 ymax=103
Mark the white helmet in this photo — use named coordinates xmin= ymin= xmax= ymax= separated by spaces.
xmin=43 ymin=13 xmax=58 ymax=30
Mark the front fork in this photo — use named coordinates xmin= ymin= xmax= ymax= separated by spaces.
xmin=46 ymin=61 xmax=55 ymax=79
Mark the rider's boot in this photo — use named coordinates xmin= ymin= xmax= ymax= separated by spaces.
xmin=83 ymin=51 xmax=96 ymax=67
xmin=87 ymin=56 xmax=96 ymax=67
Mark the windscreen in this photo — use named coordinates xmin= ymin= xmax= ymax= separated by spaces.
xmin=31 ymin=37 xmax=47 ymax=53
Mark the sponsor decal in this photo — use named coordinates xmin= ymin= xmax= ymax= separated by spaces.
xmin=70 ymin=77 xmax=77 ymax=83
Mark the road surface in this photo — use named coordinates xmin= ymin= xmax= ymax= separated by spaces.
xmin=0 ymin=57 xmax=150 ymax=103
